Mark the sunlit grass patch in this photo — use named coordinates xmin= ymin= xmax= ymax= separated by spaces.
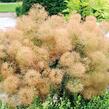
xmin=0 ymin=2 xmax=22 ymax=12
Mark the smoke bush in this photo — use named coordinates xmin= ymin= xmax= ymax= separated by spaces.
xmin=0 ymin=4 xmax=109 ymax=106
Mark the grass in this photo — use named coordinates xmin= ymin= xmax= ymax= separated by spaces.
xmin=0 ymin=2 xmax=22 ymax=12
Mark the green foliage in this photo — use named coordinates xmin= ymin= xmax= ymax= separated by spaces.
xmin=17 ymin=0 xmax=67 ymax=15
xmin=1 ymin=91 xmax=109 ymax=109
xmin=28 ymin=91 xmax=109 ymax=109
xmin=16 ymin=0 xmax=109 ymax=21
xmin=16 ymin=91 xmax=109 ymax=109
xmin=65 ymin=0 xmax=109 ymax=21
xmin=27 ymin=95 xmax=71 ymax=109
xmin=0 ymin=101 xmax=13 ymax=109
xmin=16 ymin=6 xmax=23 ymax=16
xmin=73 ymin=91 xmax=109 ymax=109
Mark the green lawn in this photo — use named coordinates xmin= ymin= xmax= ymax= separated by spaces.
xmin=0 ymin=2 xmax=22 ymax=12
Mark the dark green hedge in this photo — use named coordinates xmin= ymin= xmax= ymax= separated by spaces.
xmin=0 ymin=0 xmax=17 ymax=2
xmin=16 ymin=0 xmax=67 ymax=16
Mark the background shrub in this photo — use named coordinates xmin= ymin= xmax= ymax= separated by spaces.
xmin=0 ymin=0 xmax=16 ymax=2
xmin=18 ymin=0 xmax=67 ymax=15
xmin=65 ymin=0 xmax=109 ymax=21
xmin=0 ymin=0 xmax=22 ymax=2
xmin=16 ymin=6 xmax=23 ymax=16
xmin=16 ymin=0 xmax=109 ymax=21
